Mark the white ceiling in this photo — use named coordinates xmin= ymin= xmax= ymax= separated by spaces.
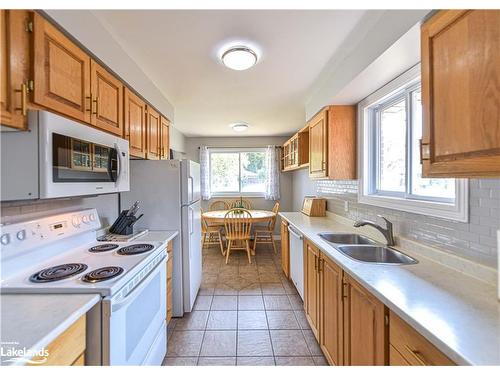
xmin=93 ymin=10 xmax=368 ymax=137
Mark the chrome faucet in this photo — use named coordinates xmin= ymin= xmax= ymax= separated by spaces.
xmin=353 ymin=215 xmax=395 ymax=246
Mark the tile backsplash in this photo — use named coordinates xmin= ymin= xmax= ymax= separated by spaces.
xmin=293 ymin=168 xmax=499 ymax=268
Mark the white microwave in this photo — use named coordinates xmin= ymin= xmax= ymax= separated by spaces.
xmin=1 ymin=111 xmax=129 ymax=201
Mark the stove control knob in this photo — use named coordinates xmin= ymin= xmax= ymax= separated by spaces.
xmin=16 ymin=230 xmax=26 ymax=241
xmin=82 ymin=215 xmax=89 ymax=224
xmin=72 ymin=216 xmax=80 ymax=227
xmin=1 ymin=233 xmax=10 ymax=246
xmin=89 ymin=213 xmax=96 ymax=222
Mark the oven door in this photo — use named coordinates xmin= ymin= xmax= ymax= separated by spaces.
xmin=102 ymin=257 xmax=167 ymax=365
xmin=37 ymin=110 xmax=129 ymax=199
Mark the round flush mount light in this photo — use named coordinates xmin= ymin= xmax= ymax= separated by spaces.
xmin=229 ymin=123 xmax=249 ymax=132
xmin=221 ymin=46 xmax=258 ymax=71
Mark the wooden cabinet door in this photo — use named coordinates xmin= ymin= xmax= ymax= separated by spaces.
xmin=90 ymin=60 xmax=123 ymax=135
xmin=319 ymin=254 xmax=343 ymax=365
xmin=1 ymin=10 xmax=31 ymax=130
xmin=124 ymin=87 xmax=147 ymax=158
xmin=146 ymin=106 xmax=161 ymax=160
xmin=32 ymin=12 xmax=91 ymax=123
xmin=421 ymin=10 xmax=500 ymax=177
xmin=160 ymin=115 xmax=170 ymax=160
xmin=309 ymin=109 xmax=328 ymax=178
xmin=304 ymin=239 xmax=320 ymax=339
xmin=280 ymin=220 xmax=290 ymax=278
xmin=328 ymin=106 xmax=356 ymax=180
xmin=343 ymin=274 xmax=387 ymax=365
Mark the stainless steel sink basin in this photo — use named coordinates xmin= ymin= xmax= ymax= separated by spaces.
xmin=318 ymin=232 xmax=377 ymax=245
xmin=337 ymin=245 xmax=418 ymax=265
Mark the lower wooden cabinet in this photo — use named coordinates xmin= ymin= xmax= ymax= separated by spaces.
xmin=304 ymin=239 xmax=320 ymax=339
xmin=29 ymin=315 xmax=86 ymax=366
xmin=166 ymin=241 xmax=173 ymax=322
xmin=389 ymin=311 xmax=454 ymax=366
xmin=280 ymin=220 xmax=290 ymax=278
xmin=319 ymin=253 xmax=343 ymax=365
xmin=343 ymin=274 xmax=388 ymax=365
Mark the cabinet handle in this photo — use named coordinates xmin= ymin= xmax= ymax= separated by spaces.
xmin=404 ymin=345 xmax=429 ymax=366
xmin=314 ymin=255 xmax=318 ymax=271
xmin=342 ymin=282 xmax=348 ymax=299
xmin=318 ymin=258 xmax=324 ymax=272
xmin=86 ymin=94 xmax=93 ymax=112
xmin=93 ymin=97 xmax=99 ymax=115
xmin=15 ymin=83 xmax=28 ymax=116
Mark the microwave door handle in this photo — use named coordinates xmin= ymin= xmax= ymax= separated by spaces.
xmin=111 ymin=255 xmax=166 ymax=312
xmin=107 ymin=147 xmax=118 ymax=182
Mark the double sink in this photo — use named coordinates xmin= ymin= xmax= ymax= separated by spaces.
xmin=318 ymin=233 xmax=418 ymax=265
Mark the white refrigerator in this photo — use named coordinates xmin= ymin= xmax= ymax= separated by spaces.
xmin=120 ymin=159 xmax=202 ymax=316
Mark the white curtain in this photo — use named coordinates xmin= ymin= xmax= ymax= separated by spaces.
xmin=200 ymin=145 xmax=211 ymax=200
xmin=264 ymin=145 xmax=280 ymax=200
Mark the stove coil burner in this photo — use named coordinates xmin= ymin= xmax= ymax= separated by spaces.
xmin=82 ymin=266 xmax=124 ymax=283
xmin=29 ymin=263 xmax=88 ymax=283
xmin=89 ymin=244 xmax=119 ymax=253
xmin=117 ymin=244 xmax=155 ymax=256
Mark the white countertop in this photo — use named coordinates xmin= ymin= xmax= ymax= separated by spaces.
xmin=280 ymin=212 xmax=500 ymax=366
xmin=0 ymin=293 xmax=100 ymax=365
xmin=137 ymin=230 xmax=178 ymax=244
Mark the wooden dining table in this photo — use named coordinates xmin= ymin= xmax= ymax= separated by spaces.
xmin=202 ymin=209 xmax=276 ymax=225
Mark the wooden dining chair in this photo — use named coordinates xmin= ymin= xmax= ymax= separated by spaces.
xmin=209 ymin=200 xmax=229 ymax=211
xmin=201 ymin=208 xmax=225 ymax=256
xmin=253 ymin=202 xmax=280 ymax=254
xmin=229 ymin=198 xmax=252 ymax=210
xmin=224 ymin=208 xmax=253 ymax=264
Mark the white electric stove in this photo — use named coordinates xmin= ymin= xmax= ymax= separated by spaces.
xmin=0 ymin=209 xmax=168 ymax=366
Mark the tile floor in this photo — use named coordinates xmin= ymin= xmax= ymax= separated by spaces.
xmin=163 ymin=241 xmax=328 ymax=366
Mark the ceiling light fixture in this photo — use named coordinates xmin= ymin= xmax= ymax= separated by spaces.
xmin=230 ymin=123 xmax=249 ymax=132
xmin=221 ymin=46 xmax=258 ymax=70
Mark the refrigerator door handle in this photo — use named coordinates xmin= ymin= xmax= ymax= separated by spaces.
xmin=188 ymin=206 xmax=194 ymax=235
xmin=188 ymin=176 xmax=193 ymax=203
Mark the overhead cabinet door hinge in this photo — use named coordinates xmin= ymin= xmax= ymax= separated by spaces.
xmin=26 ymin=20 xmax=33 ymax=33
xmin=419 ymin=139 xmax=430 ymax=162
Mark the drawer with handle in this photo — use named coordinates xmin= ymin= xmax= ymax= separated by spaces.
xmin=389 ymin=311 xmax=455 ymax=366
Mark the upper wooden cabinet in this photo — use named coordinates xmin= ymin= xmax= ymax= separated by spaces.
xmin=32 ymin=12 xmax=91 ymax=123
xmin=421 ymin=10 xmax=500 ymax=177
xmin=308 ymin=105 xmax=356 ymax=180
xmin=280 ymin=220 xmax=290 ymax=278
xmin=160 ymin=115 xmax=170 ymax=160
xmin=308 ymin=109 xmax=328 ymax=178
xmin=0 ymin=10 xmax=31 ymax=130
xmin=146 ymin=106 xmax=161 ymax=160
xmin=90 ymin=60 xmax=123 ymax=136
xmin=282 ymin=125 xmax=309 ymax=171
xmin=124 ymin=87 xmax=147 ymax=158
xmin=343 ymin=274 xmax=387 ymax=365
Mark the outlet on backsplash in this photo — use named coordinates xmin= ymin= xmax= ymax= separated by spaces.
xmin=344 ymin=201 xmax=349 ymax=212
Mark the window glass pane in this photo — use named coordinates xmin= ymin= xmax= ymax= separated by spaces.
xmin=378 ymin=98 xmax=407 ymax=193
xmin=410 ymin=89 xmax=455 ymax=199
xmin=210 ymin=152 xmax=239 ymax=192
xmin=240 ymin=151 xmax=266 ymax=192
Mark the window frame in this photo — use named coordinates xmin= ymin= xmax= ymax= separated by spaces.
xmin=358 ymin=64 xmax=469 ymax=222
xmin=208 ymin=147 xmax=267 ymax=197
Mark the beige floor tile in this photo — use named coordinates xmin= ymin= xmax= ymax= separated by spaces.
xmin=288 ymin=294 xmax=304 ymax=310
xmin=275 ymin=356 xmax=315 ymax=366
xmin=258 ymin=273 xmax=282 ymax=283
xmin=263 ymin=295 xmax=292 ymax=310
xmin=303 ymin=329 xmax=323 ymax=356
xmin=214 ymin=283 xmax=238 ymax=296
xmin=211 ymin=295 xmax=238 ymax=310
xmin=261 ymin=282 xmax=287 ymax=295
xmin=270 ymin=330 xmax=311 ymax=356
xmin=200 ymin=330 xmax=237 ymax=357
xmin=238 ymin=283 xmax=262 ymax=295
xmin=237 ymin=357 xmax=275 ymax=366
xmin=237 ymin=330 xmax=273 ymax=356
xmin=198 ymin=357 xmax=236 ymax=366
xmin=266 ymin=310 xmax=300 ymax=329
xmin=162 ymin=356 xmax=198 ymax=366
xmin=293 ymin=310 xmax=311 ymax=329
xmin=175 ymin=311 xmax=209 ymax=330
xmin=167 ymin=330 xmax=204 ymax=357
xmin=237 ymin=310 xmax=268 ymax=330
xmin=238 ymin=295 xmax=264 ymax=310
xmin=313 ymin=356 xmax=329 ymax=365
xmin=206 ymin=310 xmax=237 ymax=330
xmin=193 ymin=295 xmax=213 ymax=310
xmin=199 ymin=283 xmax=215 ymax=296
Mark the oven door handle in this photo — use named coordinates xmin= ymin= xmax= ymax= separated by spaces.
xmin=111 ymin=255 xmax=166 ymax=313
